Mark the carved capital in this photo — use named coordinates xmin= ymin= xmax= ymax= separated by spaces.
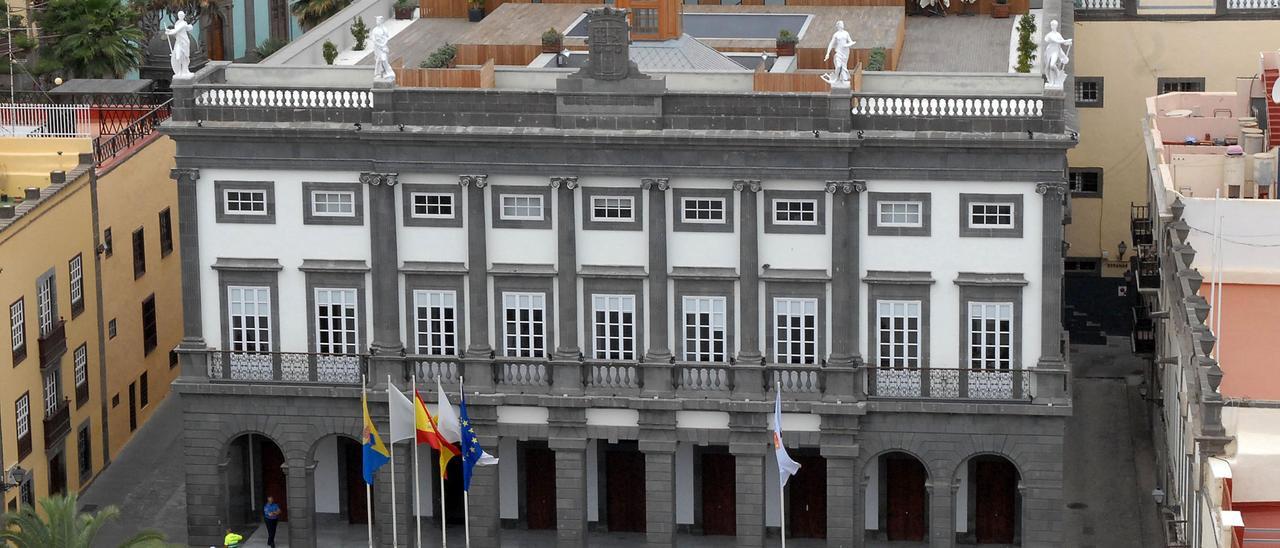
xmin=359 ymin=172 xmax=398 ymax=187
xmin=641 ymin=178 xmax=670 ymax=191
xmin=550 ymin=176 xmax=579 ymax=190
xmin=1035 ymin=182 xmax=1068 ymax=197
xmin=459 ymin=174 xmax=489 ymax=189
xmin=169 ymin=167 xmax=200 ymax=184
xmin=824 ymin=180 xmax=866 ymax=194
xmin=732 ymin=179 xmax=762 ymax=193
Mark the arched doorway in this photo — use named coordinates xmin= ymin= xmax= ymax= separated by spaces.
xmin=964 ymin=455 xmax=1020 ymax=545
xmin=311 ymin=435 xmax=368 ymax=525
xmin=876 ymin=451 xmax=928 ymax=542
xmin=226 ymin=434 xmax=288 ymax=531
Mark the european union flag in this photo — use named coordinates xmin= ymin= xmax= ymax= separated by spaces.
xmin=459 ymin=391 xmax=497 ymax=492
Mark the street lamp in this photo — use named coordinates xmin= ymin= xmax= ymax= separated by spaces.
xmin=1117 ymin=241 xmax=1128 ymax=260
xmin=0 ymin=465 xmax=27 ymax=493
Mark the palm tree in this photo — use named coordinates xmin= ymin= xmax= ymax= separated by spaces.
xmin=290 ymin=0 xmax=353 ymax=30
xmin=0 ymin=493 xmax=169 ymax=548
xmin=35 ymin=0 xmax=145 ymax=79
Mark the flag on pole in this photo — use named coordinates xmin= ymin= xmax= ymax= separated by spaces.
xmin=459 ymin=389 xmax=498 ymax=492
xmin=773 ymin=387 xmax=801 ymax=488
xmin=361 ymin=391 xmax=391 ymax=484
xmin=435 ymin=377 xmax=463 ymax=477
xmin=388 ymin=384 xmax=417 ymax=443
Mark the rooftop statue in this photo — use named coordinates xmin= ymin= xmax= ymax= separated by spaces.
xmin=373 ymin=16 xmax=395 ymax=82
xmin=1042 ymin=19 xmax=1073 ymax=90
xmin=821 ymin=21 xmax=855 ymax=89
xmin=165 ymin=11 xmax=194 ymax=79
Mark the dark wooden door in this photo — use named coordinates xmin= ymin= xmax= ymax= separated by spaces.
xmin=438 ymin=457 xmax=465 ymax=524
xmin=343 ymin=438 xmax=368 ymax=524
xmin=269 ymin=0 xmax=289 ymax=40
xmin=605 ymin=449 xmax=646 ymax=532
xmin=259 ymin=439 xmax=289 ymax=521
xmin=788 ymin=455 xmax=826 ymax=539
xmin=886 ymin=456 xmax=926 ymax=541
xmin=48 ymin=452 xmax=66 ymax=496
xmin=975 ymin=460 xmax=1017 ymax=544
xmin=203 ymin=11 xmax=225 ymax=61
xmin=700 ymin=453 xmax=736 ymax=536
xmin=524 ymin=447 xmax=556 ymax=530
xmin=127 ymin=383 xmax=137 ymax=431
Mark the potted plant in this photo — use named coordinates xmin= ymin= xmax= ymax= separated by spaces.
xmin=323 ymin=40 xmax=338 ymax=65
xmin=467 ymin=0 xmax=485 ymax=22
xmin=421 ymin=43 xmax=458 ymax=69
xmin=992 ymin=0 xmax=1010 ymax=18
xmin=394 ymin=0 xmax=415 ymax=19
xmin=867 ymin=47 xmax=886 ymax=71
xmin=542 ymin=27 xmax=563 ymax=54
xmin=350 ymin=16 xmax=369 ymax=51
xmin=776 ymin=29 xmax=798 ymax=57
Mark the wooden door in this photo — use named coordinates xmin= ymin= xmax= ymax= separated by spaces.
xmin=975 ymin=460 xmax=1017 ymax=544
xmin=788 ymin=455 xmax=826 ymax=539
xmin=885 ymin=456 xmax=926 ymax=541
xmin=269 ymin=0 xmax=289 ymax=40
xmin=700 ymin=453 xmax=736 ymax=536
xmin=128 ymin=383 xmax=137 ymax=431
xmin=203 ymin=11 xmax=225 ymax=61
xmin=605 ymin=449 xmax=646 ymax=532
xmin=524 ymin=446 xmax=556 ymax=530
xmin=259 ymin=439 xmax=289 ymax=521
xmin=438 ymin=457 xmax=464 ymax=524
xmin=48 ymin=451 xmax=66 ymax=496
xmin=343 ymin=438 xmax=368 ymax=524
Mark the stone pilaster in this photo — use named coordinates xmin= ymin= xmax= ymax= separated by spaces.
xmin=734 ymin=179 xmax=765 ymax=399
xmin=642 ymin=178 xmax=674 ymax=393
xmin=170 ymin=167 xmax=209 ymax=378
xmin=469 ymin=431 xmax=503 ymax=547
xmin=285 ymin=459 xmax=316 ymax=548
xmin=640 ymin=408 xmax=679 ymax=545
xmin=550 ymin=407 xmax=589 ymax=547
xmin=825 ymin=180 xmax=867 ymax=400
xmin=460 ymin=175 xmax=494 ymax=390
xmin=1034 ymin=182 xmax=1069 ymax=404
xmin=362 ymin=172 xmax=403 ymax=387
xmin=730 ymin=410 xmax=768 ymax=548
xmin=928 ymin=478 xmax=955 ymax=548
xmin=552 ymin=176 xmax=584 ymax=393
xmin=821 ymin=419 xmax=860 ymax=548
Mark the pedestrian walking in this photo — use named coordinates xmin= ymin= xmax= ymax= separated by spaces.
xmin=263 ymin=496 xmax=282 ymax=547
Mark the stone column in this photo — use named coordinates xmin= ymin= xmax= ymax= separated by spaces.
xmin=460 ymin=175 xmax=494 ymax=390
xmin=821 ymin=416 xmax=860 ymax=548
xmin=552 ymin=176 xmax=584 ymax=393
xmin=640 ymin=408 xmax=679 ymax=546
xmin=730 ymin=410 xmax=768 ymax=548
xmin=170 ymin=167 xmax=209 ymax=378
xmin=927 ymin=478 xmax=955 ymax=548
xmin=550 ymin=407 xmax=589 ymax=547
xmin=825 ymin=180 xmax=866 ymax=400
xmin=1034 ymin=182 xmax=1069 ymax=404
xmin=373 ymin=423 xmax=412 ymax=547
xmin=362 ymin=172 xmax=404 ymax=387
xmin=734 ymin=179 xmax=765 ymax=399
xmin=641 ymin=178 xmax=674 ymax=393
xmin=285 ymin=459 xmax=317 ymax=548
xmin=468 ymin=403 xmax=502 ymax=547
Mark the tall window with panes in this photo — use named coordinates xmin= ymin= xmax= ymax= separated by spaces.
xmin=774 ymin=298 xmax=817 ymax=364
xmin=683 ymin=296 xmax=726 ymax=362
xmin=142 ymin=296 xmax=158 ymax=355
xmin=876 ymin=301 xmax=921 ymax=369
xmin=132 ymin=228 xmax=146 ymax=278
xmin=227 ymin=286 xmax=272 ymax=353
xmin=159 ymin=208 xmax=174 ymax=257
xmin=414 ymin=290 xmax=458 ymax=356
xmin=503 ymin=293 xmax=546 ymax=358
xmin=68 ymin=254 xmax=83 ymax=316
xmin=968 ymin=302 xmax=1013 ymax=371
xmin=37 ymin=274 xmax=56 ymax=336
xmin=43 ymin=367 xmax=61 ymax=415
xmin=314 ymin=288 xmax=359 ymax=354
xmin=74 ymin=343 xmax=88 ymax=406
xmin=592 ymin=295 xmax=635 ymax=361
xmin=9 ymin=298 xmax=25 ymax=361
xmin=14 ymin=392 xmax=30 ymax=458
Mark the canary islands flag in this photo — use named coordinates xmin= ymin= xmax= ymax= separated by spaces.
xmin=362 ymin=391 xmax=391 ymax=484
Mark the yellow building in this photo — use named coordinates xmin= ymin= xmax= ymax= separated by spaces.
xmin=1066 ymin=5 xmax=1277 ymax=338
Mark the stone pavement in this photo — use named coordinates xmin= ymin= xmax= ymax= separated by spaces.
xmin=895 ymin=14 xmax=1014 ymax=73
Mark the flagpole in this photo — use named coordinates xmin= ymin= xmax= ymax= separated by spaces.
xmin=413 ymin=374 xmax=422 ymax=548
xmin=364 ymin=375 xmax=374 ymax=548
xmin=777 ymin=380 xmax=786 ymax=548
xmin=389 ymin=375 xmax=400 ymax=548
xmin=439 ymin=375 xmax=448 ymax=548
xmin=460 ymin=376 xmax=471 ymax=548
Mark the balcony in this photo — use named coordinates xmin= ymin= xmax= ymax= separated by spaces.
xmin=38 ymin=319 xmax=67 ymax=369
xmin=1133 ymin=246 xmax=1161 ymax=291
xmin=206 ymin=351 xmax=365 ymax=384
xmin=866 ymin=366 xmax=1032 ymax=401
xmin=1131 ymin=203 xmax=1153 ymax=247
xmin=1132 ymin=305 xmax=1156 ymax=355
xmin=43 ymin=399 xmax=70 ymax=450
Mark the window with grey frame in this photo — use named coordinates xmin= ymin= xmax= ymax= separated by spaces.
xmin=503 ymin=292 xmax=547 ymax=358
xmin=224 ymin=189 xmax=268 ymax=215
xmin=876 ymin=300 xmax=922 ymax=370
xmin=1068 ymin=168 xmax=1102 ymax=197
xmin=500 ymin=195 xmax=545 ymax=221
xmin=968 ymin=301 xmax=1013 ymax=371
xmin=414 ymin=290 xmax=458 ymax=356
xmin=681 ymin=197 xmax=726 ymax=224
xmin=590 ymin=196 xmax=635 ymax=223
xmin=772 ymin=199 xmax=818 ymax=226
xmin=412 ymin=193 xmax=455 ymax=219
xmin=592 ymin=294 xmax=636 ymax=361
xmin=314 ymin=288 xmax=359 ymax=354
xmin=773 ymin=297 xmax=817 ymax=364
xmin=682 ymin=296 xmax=727 ymax=362
xmin=1074 ymin=77 xmax=1103 ymax=107
xmin=227 ymin=286 xmax=272 ymax=353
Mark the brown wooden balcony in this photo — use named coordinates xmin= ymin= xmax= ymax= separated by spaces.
xmin=38 ymin=318 xmax=67 ymax=370
xmin=43 ymin=399 xmax=70 ymax=450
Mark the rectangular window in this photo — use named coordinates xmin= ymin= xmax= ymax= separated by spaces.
xmin=37 ymin=274 xmax=56 ymax=336
xmin=877 ymin=201 xmax=923 ymax=227
xmin=773 ymin=200 xmax=818 ymax=225
xmin=1157 ymin=77 xmax=1205 ymax=94
xmin=632 ymin=7 xmax=658 ymax=34
xmin=682 ymin=296 xmax=726 ymax=362
xmin=9 ymin=298 xmax=25 ymax=359
xmin=968 ymin=302 xmax=1013 ymax=371
xmin=15 ymin=392 xmax=29 ymax=440
xmin=592 ymin=295 xmax=636 ymax=361
xmin=108 ymin=319 xmax=117 ymax=340
xmin=310 ymin=190 xmax=356 ymax=217
xmin=43 ymin=367 xmax=61 ymax=415
xmin=414 ymin=290 xmax=458 ymax=356
xmin=141 ymin=296 xmax=157 ymax=355
xmin=681 ymin=198 xmax=726 ymax=224
xmin=412 ymin=193 xmax=454 ymax=219
xmin=18 ymin=476 xmax=33 ymax=507
xmin=876 ymin=300 xmax=921 ymax=369
xmin=77 ymin=425 xmax=91 ymax=477
xmin=500 ymin=195 xmax=544 ymax=221
xmin=132 ymin=228 xmax=146 ymax=279
xmin=223 ymin=189 xmax=269 ymax=215
xmin=1069 ymin=168 xmax=1102 ymax=196
xmin=68 ymin=254 xmax=83 ymax=314
xmin=140 ymin=371 xmax=149 ymax=407
xmin=968 ymin=202 xmax=1015 ymax=228
xmin=103 ymin=228 xmax=112 ymax=257
xmin=773 ymin=298 xmax=817 ymax=365
xmin=591 ymin=196 xmax=635 ymax=222
xmin=74 ymin=344 xmax=87 ymax=388
xmin=502 ymin=292 xmax=546 ymax=358
xmin=314 ymin=288 xmax=359 ymax=354
xmin=158 ymin=208 xmax=173 ymax=257
xmin=1074 ymin=77 xmax=1103 ymax=107
xmin=228 ymin=286 xmax=272 ymax=353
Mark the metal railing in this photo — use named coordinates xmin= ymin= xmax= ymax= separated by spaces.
xmin=866 ymin=366 xmax=1031 ymax=400
xmin=93 ymin=100 xmax=173 ymax=167
xmin=207 ymin=351 xmax=365 ymax=384
xmin=0 ymin=104 xmax=90 ymax=137
xmin=1134 ymin=246 xmax=1161 ymax=290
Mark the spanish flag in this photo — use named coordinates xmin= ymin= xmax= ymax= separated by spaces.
xmin=415 ymin=388 xmax=460 ymax=476
xmin=361 ymin=391 xmax=391 ymax=485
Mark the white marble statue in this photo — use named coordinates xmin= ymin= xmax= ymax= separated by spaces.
xmin=1042 ymin=19 xmax=1073 ymax=90
xmin=372 ymin=16 xmax=395 ymax=81
xmin=165 ymin=11 xmax=194 ymax=79
xmin=821 ymin=20 xmax=856 ymax=88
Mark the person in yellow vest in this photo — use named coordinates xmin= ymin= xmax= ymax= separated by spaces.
xmin=223 ymin=528 xmax=244 ymax=548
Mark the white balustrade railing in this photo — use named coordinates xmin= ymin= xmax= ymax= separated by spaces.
xmin=498 ymin=361 xmax=549 ymax=386
xmin=675 ymin=363 xmax=730 ymax=391
xmin=852 ymin=96 xmax=1044 ymax=118
xmin=586 ymin=362 xmax=640 ymax=390
xmin=770 ymin=366 xmax=822 ymax=394
xmin=0 ymin=104 xmax=90 ymax=138
xmin=1076 ymin=0 xmax=1124 ymax=9
xmin=193 ymin=87 xmax=373 ymax=109
xmin=1227 ymin=0 xmax=1279 ymax=8
xmin=414 ymin=358 xmax=460 ymax=385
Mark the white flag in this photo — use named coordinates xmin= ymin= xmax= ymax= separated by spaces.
xmin=435 ymin=377 xmax=462 ymax=445
xmin=388 ymin=384 xmax=416 ymax=443
xmin=773 ymin=388 xmax=801 ymax=488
